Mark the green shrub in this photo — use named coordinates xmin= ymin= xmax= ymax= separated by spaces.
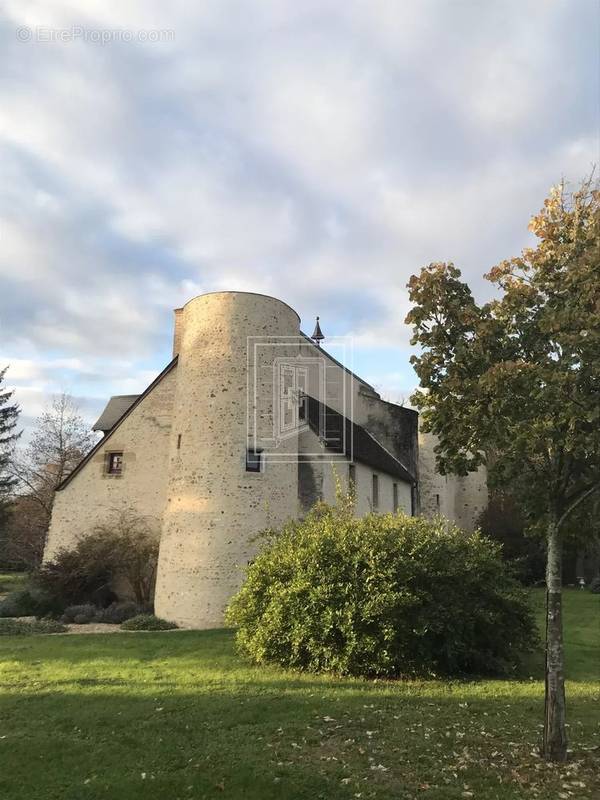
xmin=60 ymin=601 xmax=146 ymax=625
xmin=590 ymin=575 xmax=600 ymax=594
xmin=61 ymin=604 xmax=99 ymax=624
xmin=120 ymin=614 xmax=177 ymax=631
xmin=0 ymin=588 xmax=62 ymax=619
xmin=226 ymin=505 xmax=538 ymax=678
xmin=0 ymin=618 xmax=67 ymax=635
xmin=33 ymin=510 xmax=159 ymax=609
xmin=98 ymin=601 xmax=146 ymax=624
xmin=34 ymin=540 xmax=117 ymax=610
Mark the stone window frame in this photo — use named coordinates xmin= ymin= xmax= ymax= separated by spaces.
xmin=245 ymin=447 xmax=264 ymax=473
xmin=105 ymin=451 xmax=124 ymax=477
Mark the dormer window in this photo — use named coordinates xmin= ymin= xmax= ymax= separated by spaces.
xmin=107 ymin=452 xmax=123 ymax=475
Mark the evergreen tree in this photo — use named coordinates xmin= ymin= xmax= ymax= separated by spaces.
xmin=0 ymin=367 xmax=21 ymax=533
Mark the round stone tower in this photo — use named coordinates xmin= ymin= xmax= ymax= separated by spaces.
xmin=154 ymin=291 xmax=300 ymax=628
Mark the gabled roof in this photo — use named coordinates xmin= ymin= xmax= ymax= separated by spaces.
xmin=299 ymin=331 xmax=379 ymax=395
xmin=56 ymin=357 xmax=178 ymax=491
xmin=93 ymin=395 xmax=140 ymax=432
xmin=306 ymin=396 xmax=415 ymax=483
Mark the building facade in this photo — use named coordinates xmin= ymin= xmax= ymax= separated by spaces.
xmin=45 ymin=291 xmax=487 ymax=628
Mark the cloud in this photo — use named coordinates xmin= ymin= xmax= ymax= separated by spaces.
xmin=0 ymin=0 xmax=597 ymax=429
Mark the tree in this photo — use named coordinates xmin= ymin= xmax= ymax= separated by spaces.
xmin=91 ymin=509 xmax=159 ymax=605
xmin=405 ymin=177 xmax=600 ymax=761
xmin=0 ymin=367 xmax=21 ymax=538
xmin=478 ymin=493 xmax=546 ymax=584
xmin=34 ymin=509 xmax=159 ymax=607
xmin=0 ymin=495 xmax=47 ymax=569
xmin=12 ymin=393 xmax=96 ymax=542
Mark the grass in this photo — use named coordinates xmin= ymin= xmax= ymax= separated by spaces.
xmin=0 ymin=590 xmax=597 ymax=800
xmin=0 ymin=572 xmax=28 ymax=595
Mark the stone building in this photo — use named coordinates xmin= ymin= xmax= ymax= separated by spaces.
xmin=45 ymin=291 xmax=487 ymax=628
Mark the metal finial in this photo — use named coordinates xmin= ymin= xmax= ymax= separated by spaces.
xmin=311 ymin=315 xmax=324 ymax=346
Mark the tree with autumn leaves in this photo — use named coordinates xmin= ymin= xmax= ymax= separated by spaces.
xmin=405 ymin=176 xmax=599 ymax=762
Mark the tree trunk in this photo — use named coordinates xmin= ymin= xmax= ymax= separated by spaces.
xmin=543 ymin=520 xmax=568 ymax=761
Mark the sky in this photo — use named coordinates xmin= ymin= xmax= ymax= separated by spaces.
xmin=1 ymin=0 xmax=598 ymax=436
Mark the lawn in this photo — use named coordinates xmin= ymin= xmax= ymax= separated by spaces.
xmin=0 ymin=590 xmax=597 ymax=800
xmin=0 ymin=572 xmax=27 ymax=595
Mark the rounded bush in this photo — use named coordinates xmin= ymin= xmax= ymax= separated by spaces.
xmin=120 ymin=614 xmax=177 ymax=631
xmin=61 ymin=604 xmax=98 ymax=624
xmin=98 ymin=601 xmax=146 ymax=624
xmin=589 ymin=575 xmax=600 ymax=594
xmin=0 ymin=588 xmax=61 ymax=619
xmin=226 ymin=506 xmax=537 ymax=677
xmin=0 ymin=618 xmax=68 ymax=636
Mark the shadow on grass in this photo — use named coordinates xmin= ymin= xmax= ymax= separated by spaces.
xmin=5 ymin=625 xmax=598 ymax=685
xmin=1 ymin=680 xmax=599 ymax=800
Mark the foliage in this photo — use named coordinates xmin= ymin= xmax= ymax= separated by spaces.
xmin=405 ymin=176 xmax=600 ymax=760
xmin=34 ymin=536 xmax=118 ymax=609
xmin=478 ymin=494 xmax=546 ymax=584
xmin=0 ymin=591 xmax=597 ymax=800
xmin=0 ymin=366 xmax=21 ymax=541
xmin=227 ymin=505 xmax=537 ymax=677
xmin=0 ymin=617 xmax=67 ymax=635
xmin=90 ymin=509 xmax=159 ymax=605
xmin=590 ymin=575 xmax=600 ymax=594
xmin=120 ymin=614 xmax=177 ymax=631
xmin=34 ymin=509 xmax=159 ymax=609
xmin=10 ymin=393 xmax=97 ymax=533
xmin=0 ymin=495 xmax=48 ymax=570
xmin=60 ymin=604 xmax=99 ymax=624
xmin=406 ymin=178 xmax=600 ymax=532
xmin=98 ymin=601 xmax=147 ymax=624
xmin=60 ymin=601 xmax=146 ymax=624
xmin=0 ymin=587 xmax=62 ymax=618
xmin=0 ymin=571 xmax=27 ymax=593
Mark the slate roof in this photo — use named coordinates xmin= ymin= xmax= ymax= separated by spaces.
xmin=306 ymin=395 xmax=415 ymax=483
xmin=93 ymin=395 xmax=140 ymax=432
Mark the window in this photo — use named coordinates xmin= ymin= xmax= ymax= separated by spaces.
xmin=177 ymin=434 xmax=182 ymax=449
xmin=435 ymin=493 xmax=440 ymax=511
xmin=107 ymin=452 xmax=123 ymax=475
xmin=393 ymin=482 xmax=399 ymax=513
xmin=372 ymin=473 xmax=379 ymax=511
xmin=246 ymin=448 xmax=263 ymax=472
xmin=348 ymin=463 xmax=356 ymax=491
xmin=298 ymin=391 xmax=307 ymax=421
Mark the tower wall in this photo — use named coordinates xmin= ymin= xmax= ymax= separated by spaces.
xmin=154 ymin=292 xmax=300 ymax=628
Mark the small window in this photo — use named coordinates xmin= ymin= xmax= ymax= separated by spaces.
xmin=393 ymin=482 xmax=399 ymax=513
xmin=246 ymin=448 xmax=263 ymax=472
xmin=348 ymin=463 xmax=356 ymax=491
xmin=372 ymin=473 xmax=379 ymax=511
xmin=177 ymin=434 xmax=182 ymax=449
xmin=435 ymin=493 xmax=440 ymax=511
xmin=298 ymin=391 xmax=307 ymax=421
xmin=107 ymin=452 xmax=123 ymax=475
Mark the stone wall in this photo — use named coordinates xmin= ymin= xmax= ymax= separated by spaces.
xmin=154 ymin=292 xmax=301 ymax=628
xmin=45 ymin=290 xmax=486 ymax=631
xmin=44 ymin=367 xmax=176 ymax=559
xmin=418 ymin=431 xmax=488 ymax=532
